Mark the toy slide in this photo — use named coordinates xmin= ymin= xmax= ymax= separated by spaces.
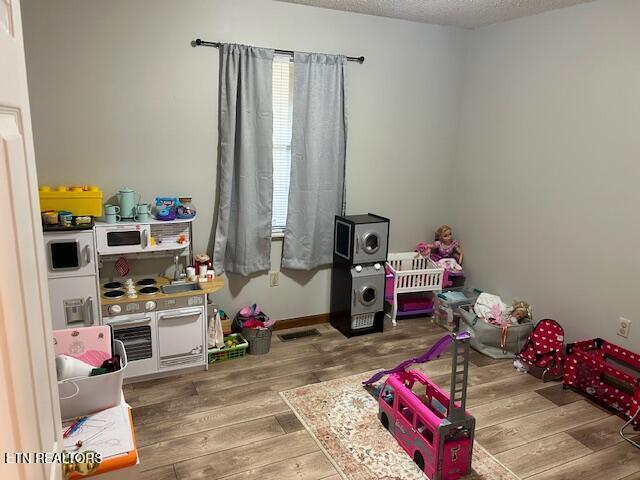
xmin=362 ymin=332 xmax=470 ymax=386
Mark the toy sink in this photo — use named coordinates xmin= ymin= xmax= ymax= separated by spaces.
xmin=161 ymin=283 xmax=203 ymax=294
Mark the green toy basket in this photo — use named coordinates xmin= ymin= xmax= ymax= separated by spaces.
xmin=208 ymin=333 xmax=248 ymax=364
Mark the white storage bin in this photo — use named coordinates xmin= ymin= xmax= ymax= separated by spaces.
xmin=57 ymin=340 xmax=127 ymax=420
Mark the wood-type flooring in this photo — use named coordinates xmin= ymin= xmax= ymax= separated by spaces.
xmin=125 ymin=318 xmax=640 ymax=480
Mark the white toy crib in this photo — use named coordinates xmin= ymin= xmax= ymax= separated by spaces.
xmin=385 ymin=252 xmax=445 ymax=325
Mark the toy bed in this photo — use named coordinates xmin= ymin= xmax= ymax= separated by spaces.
xmin=385 ymin=252 xmax=444 ymax=325
xmin=563 ymin=338 xmax=640 ymax=448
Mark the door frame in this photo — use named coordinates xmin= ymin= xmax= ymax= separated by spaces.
xmin=0 ymin=1 xmax=63 ymax=479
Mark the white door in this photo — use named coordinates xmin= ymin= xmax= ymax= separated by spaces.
xmin=157 ymin=307 xmax=205 ymax=370
xmin=0 ymin=1 xmax=63 ymax=479
xmin=47 ymin=276 xmax=99 ymax=330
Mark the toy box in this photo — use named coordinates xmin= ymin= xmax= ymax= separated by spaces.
xmin=39 ymin=185 xmax=103 ymax=216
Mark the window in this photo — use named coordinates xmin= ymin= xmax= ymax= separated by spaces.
xmin=272 ymin=56 xmax=293 ymax=232
xmin=416 ymin=417 xmax=434 ymax=445
xmin=399 ymin=399 xmax=413 ymax=424
xmin=382 ymin=385 xmax=395 ymax=406
xmin=430 ymin=396 xmax=448 ymax=417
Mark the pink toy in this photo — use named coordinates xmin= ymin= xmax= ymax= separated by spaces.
xmin=516 ymin=319 xmax=565 ymax=381
xmin=415 ymin=241 xmax=430 ymax=257
xmin=240 ymin=304 xmax=261 ymax=317
xmin=563 ymin=338 xmax=640 ymax=448
xmin=53 ymin=326 xmax=112 ymax=367
xmin=364 ymin=333 xmax=475 ymax=479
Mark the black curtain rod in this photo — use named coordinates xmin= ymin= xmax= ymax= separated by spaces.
xmin=191 ymin=38 xmax=365 ymax=64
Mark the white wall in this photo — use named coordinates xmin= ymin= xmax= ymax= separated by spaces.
xmin=22 ymin=0 xmax=465 ymax=320
xmin=453 ymin=0 xmax=639 ymax=349
xmin=26 ymin=0 xmax=637 ymax=348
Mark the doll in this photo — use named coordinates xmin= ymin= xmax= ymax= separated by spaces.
xmin=474 ymin=295 xmax=531 ymax=326
xmin=416 ymin=225 xmax=464 ymax=265
xmin=508 ymin=300 xmax=531 ymax=325
xmin=431 ymin=225 xmax=464 ymax=264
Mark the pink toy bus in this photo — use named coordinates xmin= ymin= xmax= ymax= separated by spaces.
xmin=365 ymin=333 xmax=475 ymax=479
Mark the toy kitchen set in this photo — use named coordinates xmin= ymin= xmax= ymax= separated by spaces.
xmin=40 ymin=186 xmax=223 ymax=381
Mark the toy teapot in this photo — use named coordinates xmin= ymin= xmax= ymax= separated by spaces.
xmin=117 ymin=187 xmax=137 ymax=220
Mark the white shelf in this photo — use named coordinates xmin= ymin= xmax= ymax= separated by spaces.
xmin=98 ymin=243 xmax=190 ymax=262
xmin=150 ymin=241 xmax=190 ymax=252
xmin=94 ymin=216 xmax=195 ymax=227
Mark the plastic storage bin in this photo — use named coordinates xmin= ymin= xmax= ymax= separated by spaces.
xmin=208 ymin=333 xmax=248 ymax=363
xmin=39 ymin=185 xmax=103 ymax=216
xmin=434 ymin=287 xmax=482 ymax=331
xmin=57 ymin=340 xmax=127 ymax=421
xmin=242 ymin=327 xmax=273 ymax=355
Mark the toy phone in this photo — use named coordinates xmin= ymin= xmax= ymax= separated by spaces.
xmin=155 ymin=197 xmax=177 ymax=208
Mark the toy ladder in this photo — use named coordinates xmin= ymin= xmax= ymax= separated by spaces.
xmin=448 ymin=335 xmax=471 ymax=423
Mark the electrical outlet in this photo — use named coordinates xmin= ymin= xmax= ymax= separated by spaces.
xmin=269 ymin=271 xmax=279 ymax=287
xmin=618 ymin=317 xmax=631 ymax=338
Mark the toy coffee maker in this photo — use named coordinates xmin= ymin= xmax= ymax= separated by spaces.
xmin=194 ymin=254 xmax=211 ymax=278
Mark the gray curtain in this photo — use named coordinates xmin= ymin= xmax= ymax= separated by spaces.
xmin=281 ymin=52 xmax=347 ymax=270
xmin=212 ymin=44 xmax=274 ymax=276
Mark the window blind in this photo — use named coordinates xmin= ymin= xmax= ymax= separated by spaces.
xmin=272 ymin=56 xmax=293 ymax=231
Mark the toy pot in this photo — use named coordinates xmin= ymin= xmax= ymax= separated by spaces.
xmin=116 ymin=187 xmax=136 ymax=220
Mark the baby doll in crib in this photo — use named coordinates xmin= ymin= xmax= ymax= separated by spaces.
xmin=416 ymin=224 xmax=464 ymax=271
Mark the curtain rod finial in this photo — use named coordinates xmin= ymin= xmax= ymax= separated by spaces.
xmin=191 ymin=38 xmax=202 ymax=47
xmin=358 ymin=56 xmax=365 ymax=64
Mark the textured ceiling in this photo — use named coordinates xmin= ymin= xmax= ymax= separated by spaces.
xmin=275 ymin=0 xmax=596 ymax=28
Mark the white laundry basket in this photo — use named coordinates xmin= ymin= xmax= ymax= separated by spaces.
xmin=57 ymin=339 xmax=127 ymax=420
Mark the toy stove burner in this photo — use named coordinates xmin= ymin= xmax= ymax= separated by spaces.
xmin=136 ymin=278 xmax=156 ymax=287
xmin=139 ymin=286 xmax=160 ymax=296
xmin=103 ymin=281 xmax=123 ymax=290
xmin=104 ymin=290 xmax=125 ymax=299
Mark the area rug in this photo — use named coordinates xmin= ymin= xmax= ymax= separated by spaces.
xmin=280 ymin=372 xmax=520 ymax=480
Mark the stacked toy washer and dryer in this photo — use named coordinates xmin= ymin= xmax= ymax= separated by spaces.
xmin=330 ymin=214 xmax=390 ymax=338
